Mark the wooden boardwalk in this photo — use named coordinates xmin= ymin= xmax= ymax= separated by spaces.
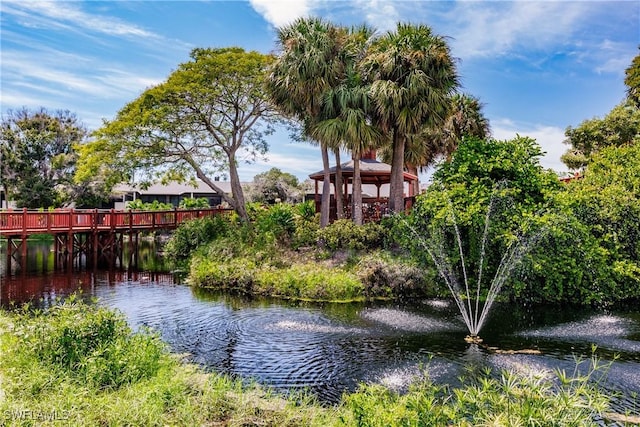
xmin=0 ymin=208 xmax=232 ymax=271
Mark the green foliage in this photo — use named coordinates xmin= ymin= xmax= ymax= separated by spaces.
xmin=125 ymin=199 xmax=173 ymax=211
xmin=256 ymin=264 xmax=363 ymax=301
xmin=0 ymin=108 xmax=105 ymax=208
xmin=246 ymin=167 xmax=306 ymax=204
xmin=296 ymin=200 xmax=317 ymax=221
xmin=2 ymin=299 xmax=164 ymax=392
xmin=355 ymin=251 xmax=433 ymax=298
xmin=339 ymin=362 xmax=609 ymax=427
xmin=551 ymin=143 xmax=640 ymax=302
xmin=625 ymin=50 xmax=640 ymax=107
xmin=562 ymin=101 xmax=640 ymax=170
xmin=254 ymin=203 xmax=297 ymax=244
xmin=317 ymin=219 xmax=386 ymax=252
xmin=178 ymin=197 xmax=210 ymax=209
xmin=403 ymin=136 xmax=560 ymax=303
xmin=164 ymin=216 xmax=231 ymax=262
xmin=79 ymin=47 xmax=279 ymax=221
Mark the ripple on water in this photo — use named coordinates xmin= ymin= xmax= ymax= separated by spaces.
xmin=423 ymin=299 xmax=451 ymax=309
xmin=361 ymin=308 xmax=461 ymax=333
xmin=267 ymin=320 xmax=366 ymax=335
xmin=519 ymin=315 xmax=640 ymax=353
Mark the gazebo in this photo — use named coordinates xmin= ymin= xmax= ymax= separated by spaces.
xmin=308 ymin=151 xmax=419 ymax=222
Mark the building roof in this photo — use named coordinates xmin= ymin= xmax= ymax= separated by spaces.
xmin=309 ymin=158 xmax=418 ymax=185
xmin=112 ymin=180 xmax=248 ymax=196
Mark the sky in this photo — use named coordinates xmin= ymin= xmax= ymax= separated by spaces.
xmin=1 ymin=0 xmax=638 ymax=183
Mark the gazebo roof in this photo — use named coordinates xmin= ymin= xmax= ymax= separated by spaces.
xmin=309 ymin=158 xmax=417 ymax=185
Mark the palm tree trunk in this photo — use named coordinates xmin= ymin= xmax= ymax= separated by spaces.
xmin=334 ymin=147 xmax=344 ymax=219
xmin=352 ymin=153 xmax=363 ymax=225
xmin=389 ymin=129 xmax=405 ymax=213
xmin=320 ymin=143 xmax=331 ymax=228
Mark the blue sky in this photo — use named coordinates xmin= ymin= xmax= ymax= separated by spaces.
xmin=1 ymin=1 xmax=638 ymax=182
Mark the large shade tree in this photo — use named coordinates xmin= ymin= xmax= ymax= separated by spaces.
xmin=267 ymin=17 xmax=352 ymax=227
xmin=77 ymin=47 xmax=278 ymax=221
xmin=361 ymin=23 xmax=459 ymax=213
xmin=0 ymin=108 xmax=92 ymax=208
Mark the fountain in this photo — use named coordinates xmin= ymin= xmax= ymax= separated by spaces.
xmin=404 ymin=188 xmax=544 ymax=342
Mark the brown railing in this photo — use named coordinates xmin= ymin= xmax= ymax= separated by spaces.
xmin=0 ymin=208 xmax=233 ymax=236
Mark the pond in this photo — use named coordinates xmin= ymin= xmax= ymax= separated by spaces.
xmin=1 ymin=240 xmax=639 ymax=415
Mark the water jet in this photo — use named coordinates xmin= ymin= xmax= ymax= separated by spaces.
xmin=404 ymin=187 xmax=544 ymax=342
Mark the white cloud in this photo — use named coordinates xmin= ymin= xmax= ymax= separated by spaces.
xmin=355 ymin=0 xmax=399 ymax=32
xmin=249 ymin=0 xmax=314 ymax=28
xmin=491 ymin=119 xmax=568 ymax=173
xmin=1 ymin=0 xmax=157 ymax=39
xmin=2 ymin=51 xmax=163 ymax=100
xmin=443 ymin=2 xmax=593 ymax=59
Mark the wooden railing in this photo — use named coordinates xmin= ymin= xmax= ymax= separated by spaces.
xmin=0 ymin=208 xmax=233 ymax=236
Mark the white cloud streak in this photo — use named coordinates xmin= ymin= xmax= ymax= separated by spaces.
xmin=2 ymin=51 xmax=162 ymax=100
xmin=1 ymin=0 xmax=158 ymax=39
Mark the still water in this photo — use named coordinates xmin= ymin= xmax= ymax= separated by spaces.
xmin=1 ymin=241 xmax=639 ymax=414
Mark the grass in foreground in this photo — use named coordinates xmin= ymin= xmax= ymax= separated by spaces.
xmin=0 ymin=300 xmax=612 ymax=426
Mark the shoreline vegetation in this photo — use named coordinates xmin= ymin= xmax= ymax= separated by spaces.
xmin=0 ymin=300 xmax=615 ymax=426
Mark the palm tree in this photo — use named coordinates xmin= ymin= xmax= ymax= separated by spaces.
xmin=382 ymin=93 xmax=490 ymax=195
xmin=313 ymin=80 xmax=381 ymax=224
xmin=311 ymin=25 xmax=381 ymax=225
xmin=267 ymin=17 xmax=348 ymax=227
xmin=362 ymin=23 xmax=458 ymax=213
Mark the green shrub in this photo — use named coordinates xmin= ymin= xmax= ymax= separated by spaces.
xmin=318 ymin=219 xmax=386 ymax=252
xmin=178 ymin=197 xmax=210 ymax=209
xmin=164 ymin=216 xmax=230 ymax=262
xmin=190 ymin=256 xmax=258 ymax=291
xmin=295 ymin=200 xmax=317 ymax=221
xmin=126 ymin=199 xmax=174 ymax=210
xmin=255 ymin=203 xmax=296 ymax=245
xmin=355 ymin=252 xmax=432 ymax=298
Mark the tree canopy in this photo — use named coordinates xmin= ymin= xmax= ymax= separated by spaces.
xmin=0 ymin=108 xmax=97 ymax=208
xmin=246 ymin=167 xmax=306 ymax=204
xmin=561 ymin=101 xmax=640 ymax=170
xmin=625 ymin=49 xmax=640 ymax=107
xmin=362 ymin=23 xmax=459 ymax=213
xmin=77 ymin=47 xmax=278 ymax=221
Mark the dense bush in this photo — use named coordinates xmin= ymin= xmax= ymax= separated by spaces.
xmin=355 ymin=251 xmax=434 ymax=298
xmin=125 ymin=199 xmax=174 ymax=210
xmin=178 ymin=197 xmax=210 ymax=209
xmin=318 ymin=219 xmax=387 ymax=252
xmin=164 ymin=215 xmax=231 ymax=262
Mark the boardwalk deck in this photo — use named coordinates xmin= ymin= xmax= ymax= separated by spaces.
xmin=0 ymin=208 xmax=232 ymax=272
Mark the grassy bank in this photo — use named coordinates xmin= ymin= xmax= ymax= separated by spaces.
xmin=168 ymin=211 xmax=434 ymax=302
xmin=0 ymin=300 xmax=613 ymax=426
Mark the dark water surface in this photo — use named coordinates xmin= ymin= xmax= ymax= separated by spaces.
xmin=1 ymin=241 xmax=639 ymax=415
